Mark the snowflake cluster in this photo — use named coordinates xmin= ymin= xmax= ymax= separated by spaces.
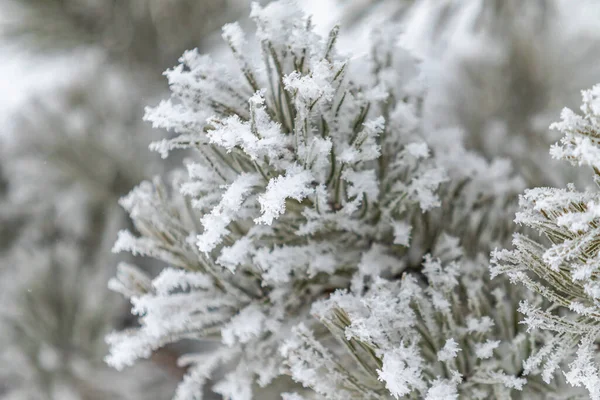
xmin=493 ymin=85 xmax=600 ymax=399
xmin=284 ymin=240 xmax=545 ymax=399
xmin=107 ymin=2 xmax=444 ymax=395
xmin=104 ymin=1 xmax=569 ymax=399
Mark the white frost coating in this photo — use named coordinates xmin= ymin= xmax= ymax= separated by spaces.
xmin=377 ymin=344 xmax=426 ymax=399
xmin=406 ymin=142 xmax=429 ymax=159
xmin=564 ymin=339 xmax=600 ymax=399
xmin=108 ymin=262 xmax=152 ymax=299
xmin=152 ymin=268 xmax=213 ymax=295
xmin=222 ymin=22 xmax=247 ymax=52
xmin=437 ymin=338 xmax=461 ymax=362
xmin=283 ymin=60 xmax=335 ymax=104
xmin=474 ymin=340 xmax=500 ymax=359
xmin=250 ymin=0 xmax=311 ymax=53
xmin=409 ymin=167 xmax=448 ymax=211
xmin=256 ymin=244 xmax=337 ymax=283
xmin=339 ymin=117 xmax=384 ymax=164
xmin=425 ymin=379 xmax=459 ymax=400
xmin=173 ymin=350 xmax=234 ymax=400
xmin=213 ymin=367 xmax=253 ymax=400
xmin=466 ymin=316 xmax=495 ymax=334
xmin=392 ymin=221 xmax=412 ymax=246
xmin=255 ymin=166 xmax=314 ymax=225
xmin=197 ymin=173 xmax=260 ymax=253
xmin=221 ymin=305 xmax=267 ymax=347
xmin=342 ymin=169 xmax=379 ymax=213
xmin=491 ymin=82 xmax=600 ymax=400
xmin=217 ymin=237 xmax=254 ymax=273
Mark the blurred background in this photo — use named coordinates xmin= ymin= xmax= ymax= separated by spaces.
xmin=1 ymin=0 xmax=600 ymax=399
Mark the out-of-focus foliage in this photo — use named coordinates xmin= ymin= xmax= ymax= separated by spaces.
xmin=0 ymin=0 xmax=243 ymax=397
xmin=413 ymin=0 xmax=600 ymax=188
xmin=342 ymin=0 xmax=600 ymax=188
xmin=0 ymin=225 xmax=178 ymax=400
xmin=1 ymin=62 xmax=163 ymax=237
xmin=1 ymin=0 xmax=245 ymax=71
xmin=0 ymin=63 xmax=183 ymax=399
xmin=337 ymin=0 xmax=414 ymax=26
